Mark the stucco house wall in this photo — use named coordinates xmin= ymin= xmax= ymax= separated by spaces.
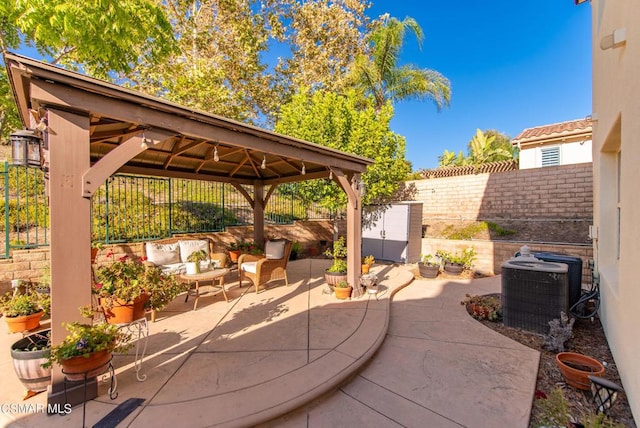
xmin=513 ymin=119 xmax=593 ymax=170
xmin=591 ymin=0 xmax=639 ymax=421
xmin=519 ymin=139 xmax=592 ymax=169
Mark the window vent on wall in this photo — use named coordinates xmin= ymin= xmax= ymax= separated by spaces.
xmin=541 ymin=146 xmax=560 ymax=167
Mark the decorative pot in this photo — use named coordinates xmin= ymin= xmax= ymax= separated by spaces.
xmin=100 ymin=293 xmax=149 ymax=324
xmin=5 ymin=310 xmax=44 ymax=333
xmin=228 ymin=250 xmax=241 ymax=263
xmin=444 ymin=263 xmax=464 ymax=275
xmin=556 ymin=352 xmax=605 ymax=390
xmin=334 ymin=286 xmax=352 ymax=300
xmin=361 ymin=264 xmax=371 ymax=274
xmin=325 ymin=270 xmax=348 ymax=286
xmin=186 ymin=262 xmax=200 ymax=275
xmin=418 ymin=263 xmax=439 ymax=278
xmin=91 ymin=247 xmax=99 ymax=264
xmin=11 ymin=329 xmax=51 ymax=392
xmin=61 ymin=349 xmax=112 ymax=381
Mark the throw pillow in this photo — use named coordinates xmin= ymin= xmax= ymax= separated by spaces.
xmin=179 ymin=239 xmax=210 ymax=263
xmin=145 ymin=242 xmax=181 ymax=265
xmin=265 ymin=240 xmax=286 ymax=259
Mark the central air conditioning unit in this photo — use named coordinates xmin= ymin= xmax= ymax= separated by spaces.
xmin=501 ymin=259 xmax=569 ymax=333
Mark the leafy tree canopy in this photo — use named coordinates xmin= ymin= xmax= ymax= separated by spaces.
xmin=275 ymin=88 xmax=409 ymax=211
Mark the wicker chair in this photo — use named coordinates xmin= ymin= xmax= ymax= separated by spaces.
xmin=238 ymin=240 xmax=292 ymax=294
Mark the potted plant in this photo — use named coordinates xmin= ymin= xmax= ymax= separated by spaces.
xmin=227 ymin=241 xmax=243 ymax=263
xmin=436 ymin=247 xmax=476 ymax=275
xmin=11 ymin=329 xmax=51 ymax=393
xmin=0 ymin=289 xmax=48 ymax=333
xmin=94 ymin=255 xmax=186 ymax=324
xmin=417 ymin=254 xmax=440 ymax=278
xmin=362 ymin=255 xmax=375 ymax=274
xmin=289 ymin=241 xmax=301 ymax=260
xmin=186 ymin=249 xmax=209 ymax=274
xmin=334 ymin=280 xmax=352 ymax=300
xmin=324 ymin=236 xmax=347 ymax=286
xmin=91 ymin=241 xmax=104 ymax=264
xmin=43 ymin=321 xmax=132 ymax=381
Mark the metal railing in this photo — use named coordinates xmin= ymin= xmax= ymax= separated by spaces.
xmin=1 ymin=163 xmax=335 ymax=257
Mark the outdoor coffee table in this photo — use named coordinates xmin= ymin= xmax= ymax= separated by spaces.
xmin=179 ymin=268 xmax=230 ymax=310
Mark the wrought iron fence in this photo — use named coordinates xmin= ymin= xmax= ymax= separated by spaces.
xmin=1 ymin=164 xmax=334 ymax=258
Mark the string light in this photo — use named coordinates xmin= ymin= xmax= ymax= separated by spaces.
xmin=140 ymin=131 xmax=148 ymax=149
xmin=301 ymin=162 xmax=306 ymax=175
xmin=328 ymin=169 xmax=333 ymax=180
xmin=213 ymin=145 xmax=219 ymax=162
xmin=261 ymin=154 xmax=266 ymax=170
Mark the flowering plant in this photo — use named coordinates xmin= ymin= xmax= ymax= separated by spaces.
xmin=43 ymin=321 xmax=132 ymax=367
xmin=228 ymin=240 xmax=263 ymax=255
xmin=94 ymin=254 xmax=186 ymax=311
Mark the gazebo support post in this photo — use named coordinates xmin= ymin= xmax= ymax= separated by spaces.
xmin=46 ymin=109 xmax=97 ymax=407
xmin=253 ymin=181 xmax=265 ymax=246
xmin=333 ymin=170 xmax=363 ymax=296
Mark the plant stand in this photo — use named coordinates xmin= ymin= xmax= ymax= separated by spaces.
xmin=115 ymin=317 xmax=149 ymax=382
xmin=63 ymin=356 xmax=116 ymax=428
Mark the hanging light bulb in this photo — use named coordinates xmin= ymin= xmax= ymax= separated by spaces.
xmin=140 ymin=131 xmax=148 ymax=149
xmin=328 ymin=168 xmax=333 ymax=180
xmin=213 ymin=145 xmax=219 ymax=162
xmin=261 ymin=154 xmax=266 ymax=170
xmin=301 ymin=161 xmax=306 ymax=175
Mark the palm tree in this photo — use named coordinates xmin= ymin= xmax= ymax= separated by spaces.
xmin=350 ymin=15 xmax=451 ymax=111
xmin=467 ymin=129 xmax=514 ymax=164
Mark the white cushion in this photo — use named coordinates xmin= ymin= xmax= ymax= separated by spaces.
xmin=265 ymin=240 xmax=285 ymax=259
xmin=179 ymin=240 xmax=209 ymax=263
xmin=159 ymin=262 xmax=186 ymax=275
xmin=145 ymin=242 xmax=180 ymax=265
xmin=241 ymin=262 xmax=257 ymax=274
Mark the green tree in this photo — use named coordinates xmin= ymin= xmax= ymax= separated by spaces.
xmin=130 ymin=0 xmax=274 ymax=124
xmin=275 ymin=88 xmax=409 ymax=211
xmin=467 ymin=128 xmax=514 ymax=164
xmin=262 ymin=0 xmax=372 ymax=96
xmin=437 ymin=129 xmax=514 ymax=167
xmin=349 ymin=15 xmax=451 ymax=111
xmin=11 ymin=0 xmax=176 ymax=79
xmin=0 ymin=0 xmax=176 ymax=142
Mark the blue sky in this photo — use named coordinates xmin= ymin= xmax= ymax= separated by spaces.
xmin=11 ymin=1 xmax=591 ymax=171
xmin=367 ymin=0 xmax=592 ymax=170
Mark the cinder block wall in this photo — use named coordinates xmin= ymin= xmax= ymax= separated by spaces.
xmin=410 ymin=163 xmax=593 ymax=222
xmin=421 ymin=238 xmax=593 ymax=283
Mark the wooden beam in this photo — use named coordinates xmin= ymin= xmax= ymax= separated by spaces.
xmin=29 ymin=79 xmax=371 ymax=173
xmin=117 ymin=165 xmax=255 ymax=186
xmin=82 ymin=129 xmax=174 ymax=197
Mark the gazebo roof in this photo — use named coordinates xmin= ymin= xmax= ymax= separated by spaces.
xmin=5 ymin=52 xmax=373 ymax=186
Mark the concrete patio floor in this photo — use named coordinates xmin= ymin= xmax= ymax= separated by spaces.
xmin=0 ymin=259 xmax=539 ymax=427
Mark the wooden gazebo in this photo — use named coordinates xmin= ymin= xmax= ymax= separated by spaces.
xmin=5 ymin=52 xmax=373 ymax=405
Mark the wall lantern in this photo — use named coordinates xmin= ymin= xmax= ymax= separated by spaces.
xmin=10 ymin=130 xmax=42 ymax=168
xmin=589 ymin=375 xmax=623 ymax=414
xmin=357 ymin=180 xmax=366 ymax=198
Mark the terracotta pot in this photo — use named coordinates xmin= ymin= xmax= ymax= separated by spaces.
xmin=418 ymin=263 xmax=439 ymax=278
xmin=61 ymin=349 xmax=112 ymax=381
xmin=91 ymin=247 xmax=99 ymax=264
xmin=556 ymin=352 xmax=605 ymax=390
xmin=324 ymin=270 xmax=347 ymax=286
xmin=334 ymin=286 xmax=352 ymax=300
xmin=11 ymin=330 xmax=51 ymax=392
xmin=361 ymin=264 xmax=371 ymax=274
xmin=4 ymin=310 xmax=44 ymax=333
xmin=228 ymin=250 xmax=241 ymax=263
xmin=101 ymin=293 xmax=149 ymax=324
